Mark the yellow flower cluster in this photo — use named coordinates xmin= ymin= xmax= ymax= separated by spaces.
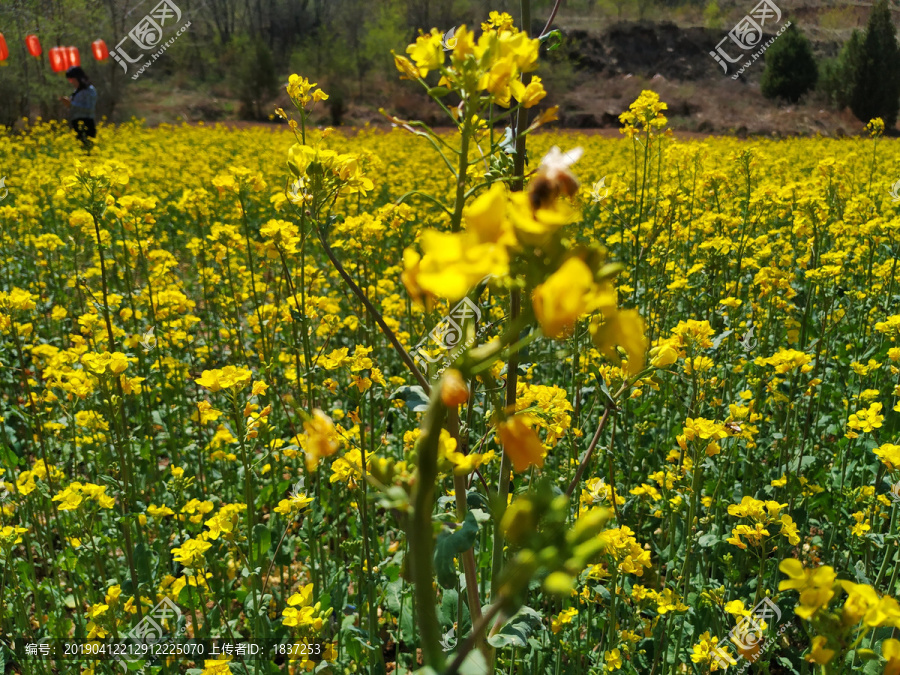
xmin=691 ymin=631 xmax=737 ymax=671
xmin=599 ymin=525 xmax=652 ymax=577
xmin=395 ymin=18 xmax=544 ymax=109
xmin=195 ymin=365 xmax=254 ymax=392
xmin=619 ymin=90 xmax=668 ymax=138
xmin=286 ymin=139 xmax=373 ymax=198
xmin=725 ymin=496 xmax=800 ymax=550
xmin=282 ymin=582 xmax=333 ymax=633
xmin=286 ymin=75 xmax=329 ymax=109
xmin=779 ymin=559 xmax=900 ymax=666
xmin=52 ymin=482 xmax=116 ymax=510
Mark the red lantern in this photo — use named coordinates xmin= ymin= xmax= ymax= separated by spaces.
xmin=49 ymin=46 xmax=66 ymax=72
xmin=91 ymin=39 xmax=108 ymax=61
xmin=0 ymin=33 xmax=8 ymax=62
xmin=66 ymin=46 xmax=80 ymax=68
xmin=25 ymin=34 xmax=42 ymax=57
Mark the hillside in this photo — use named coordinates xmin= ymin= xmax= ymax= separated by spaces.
xmin=117 ymin=18 xmax=872 ymax=137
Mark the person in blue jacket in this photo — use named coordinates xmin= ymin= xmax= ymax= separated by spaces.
xmin=60 ymin=66 xmax=98 ymax=151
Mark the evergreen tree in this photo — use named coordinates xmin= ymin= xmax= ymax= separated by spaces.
xmin=851 ymin=0 xmax=900 ymax=127
xmin=761 ymin=24 xmax=818 ymax=103
xmin=819 ymin=30 xmax=864 ymax=109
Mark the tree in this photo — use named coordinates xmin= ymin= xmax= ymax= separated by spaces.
xmin=228 ymin=36 xmax=279 ymax=120
xmin=819 ymin=29 xmax=863 ymax=110
xmin=850 ymin=0 xmax=900 ymax=127
xmin=761 ymin=24 xmax=818 ymax=103
xmin=703 ymin=0 xmax=724 ymax=30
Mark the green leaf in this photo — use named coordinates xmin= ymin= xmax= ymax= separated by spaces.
xmin=698 ymin=534 xmax=719 ymax=548
xmin=712 ymin=330 xmax=733 ymax=350
xmin=797 ymin=455 xmax=817 ymax=471
xmin=466 ymin=491 xmax=490 ymax=512
xmin=400 ymin=595 xmax=415 ymax=643
xmin=385 ymin=578 xmax=403 ymax=614
xmin=434 ymin=511 xmax=479 ymax=589
xmin=133 ymin=541 xmax=156 ymax=585
xmin=252 ymin=523 xmax=272 ymax=559
xmin=274 ymin=533 xmax=295 ymax=565
xmin=0 ymin=442 xmax=19 ymax=468
xmin=244 ymin=592 xmax=273 ymax=618
xmin=390 ymin=385 xmax=430 ymax=413
xmin=852 ymin=560 xmax=872 ymax=585
xmin=457 ymin=650 xmax=489 ymax=675
xmin=440 ymin=588 xmax=459 ymax=628
xmin=487 ymin=606 xmax=543 ymax=649
xmin=775 ymin=656 xmax=797 ymax=673
xmin=428 ymin=86 xmax=451 ymax=98
xmin=178 ymin=581 xmax=203 ymax=610
xmin=378 ymin=485 xmax=411 ymax=511
xmin=541 ymin=29 xmax=563 ymax=51
xmin=862 ymin=657 xmax=883 ymax=675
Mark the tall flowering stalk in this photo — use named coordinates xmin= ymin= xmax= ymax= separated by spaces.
xmin=283 ymin=9 xmax=649 ymax=672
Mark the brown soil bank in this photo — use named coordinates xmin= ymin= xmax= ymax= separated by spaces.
xmin=545 ymin=20 xmax=860 ymax=137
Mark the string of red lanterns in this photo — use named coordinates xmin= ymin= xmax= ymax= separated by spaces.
xmin=0 ymin=34 xmax=109 ymax=68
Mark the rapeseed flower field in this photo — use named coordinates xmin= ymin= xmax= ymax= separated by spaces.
xmin=1 ymin=13 xmax=900 ymax=675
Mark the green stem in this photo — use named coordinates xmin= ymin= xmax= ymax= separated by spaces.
xmin=490 ymin=290 xmax=520 ymax=598
xmin=874 ymin=503 xmax=898 ymax=590
xmin=450 ymin=106 xmax=471 ymax=234
xmin=680 ymin=442 xmax=704 ymax=598
xmin=409 ymin=386 xmax=448 ymax=669
xmin=358 ymin=403 xmax=386 ymax=673
xmin=317 ymin=229 xmax=430 ymax=391
xmin=448 ymin=408 xmax=486 ymax=658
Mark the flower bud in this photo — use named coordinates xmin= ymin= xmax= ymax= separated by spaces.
xmin=440 ymin=369 xmax=469 ymax=406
